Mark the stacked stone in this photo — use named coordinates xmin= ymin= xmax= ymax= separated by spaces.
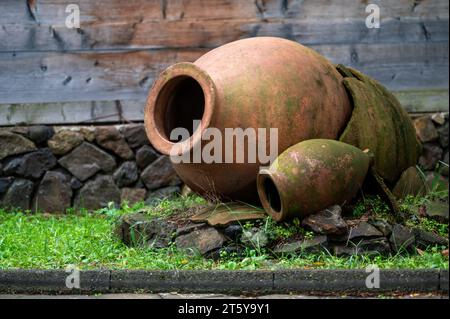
xmin=413 ymin=112 xmax=449 ymax=181
xmin=1 ymin=112 xmax=448 ymax=213
xmin=0 ymin=124 xmax=181 ymax=212
xmin=117 ymin=204 xmax=448 ymax=258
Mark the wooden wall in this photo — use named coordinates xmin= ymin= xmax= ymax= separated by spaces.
xmin=0 ymin=0 xmax=448 ymax=125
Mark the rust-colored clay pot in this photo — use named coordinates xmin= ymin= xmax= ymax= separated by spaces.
xmin=145 ymin=37 xmax=351 ymax=202
xmin=257 ymin=139 xmax=371 ymax=221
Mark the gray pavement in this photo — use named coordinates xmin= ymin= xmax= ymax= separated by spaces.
xmin=0 ymin=292 xmax=448 ymax=299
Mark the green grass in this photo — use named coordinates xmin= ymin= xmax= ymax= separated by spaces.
xmin=0 ymin=194 xmax=448 ymax=271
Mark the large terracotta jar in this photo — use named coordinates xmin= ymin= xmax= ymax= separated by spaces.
xmin=145 ymin=37 xmax=352 ymax=202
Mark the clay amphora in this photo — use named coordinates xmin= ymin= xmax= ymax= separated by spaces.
xmin=257 ymin=139 xmax=371 ymax=221
xmin=145 ymin=37 xmax=352 ymax=202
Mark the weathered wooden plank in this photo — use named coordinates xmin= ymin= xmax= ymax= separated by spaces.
xmin=1 ymin=0 xmax=448 ymax=25
xmin=0 ymin=100 xmax=146 ymax=125
xmin=0 ymin=49 xmax=206 ymax=104
xmin=1 ymin=18 xmax=448 ymax=52
xmin=0 ymin=89 xmax=447 ymax=126
xmin=0 ymin=42 xmax=447 ymax=104
xmin=394 ymin=89 xmax=449 ymax=113
xmin=1 ymin=0 xmax=448 ymax=51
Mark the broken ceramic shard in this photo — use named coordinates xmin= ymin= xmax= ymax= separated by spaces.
xmin=190 ymin=202 xmax=266 ymax=227
xmin=337 ymin=65 xmax=421 ymax=184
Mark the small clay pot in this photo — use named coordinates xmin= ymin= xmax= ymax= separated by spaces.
xmin=145 ymin=37 xmax=351 ymax=202
xmin=257 ymin=139 xmax=371 ymax=221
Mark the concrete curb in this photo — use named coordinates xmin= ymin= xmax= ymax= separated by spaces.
xmin=0 ymin=269 xmax=447 ymax=294
xmin=0 ymin=269 xmax=110 ymax=294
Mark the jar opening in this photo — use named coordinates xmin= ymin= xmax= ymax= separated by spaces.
xmin=155 ymin=76 xmax=205 ymax=143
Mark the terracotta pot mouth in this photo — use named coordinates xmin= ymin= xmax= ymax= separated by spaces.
xmin=257 ymin=169 xmax=285 ymax=222
xmin=144 ymin=62 xmax=216 ymax=156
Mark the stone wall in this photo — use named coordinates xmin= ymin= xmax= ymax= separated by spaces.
xmin=0 ymin=124 xmax=182 ymax=212
xmin=0 ymin=112 xmax=448 ymax=212
xmin=413 ymin=112 xmax=449 ymax=181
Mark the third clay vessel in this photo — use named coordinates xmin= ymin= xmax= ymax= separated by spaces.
xmin=257 ymin=139 xmax=372 ymax=221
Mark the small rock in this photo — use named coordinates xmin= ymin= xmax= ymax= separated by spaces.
xmin=122 ymin=124 xmax=149 ymax=148
xmin=145 ymin=186 xmax=181 ymax=205
xmin=419 ymin=143 xmax=443 ymax=170
xmin=389 ymin=224 xmax=415 ymax=252
xmin=27 ymin=126 xmax=54 ymax=144
xmin=117 ymin=213 xmax=176 ymax=248
xmin=413 ymin=228 xmax=448 ymax=248
xmin=301 ymin=205 xmax=347 ymax=236
xmin=223 ymin=224 xmax=243 ymax=241
xmin=425 ymin=201 xmax=449 ymax=222
xmin=368 ymin=219 xmax=393 ymax=237
xmin=2 ymin=148 xmax=57 ymax=179
xmin=176 ymin=227 xmax=225 ymax=255
xmin=74 ymin=175 xmax=121 ymax=210
xmin=348 ymin=221 xmax=384 ymax=240
xmin=59 ymin=142 xmax=116 ymax=181
xmin=33 ymin=171 xmax=72 ymax=213
xmin=79 ymin=127 xmax=96 ymax=142
xmin=141 ymin=156 xmax=181 ymax=190
xmin=113 ymin=162 xmax=139 ymax=187
xmin=135 ymin=145 xmax=158 ymax=169
xmin=47 ymin=130 xmax=84 ymax=155
xmin=95 ymin=126 xmax=134 ymax=160
xmin=332 ymin=238 xmax=391 ymax=256
xmin=274 ymin=235 xmax=327 ymax=254
xmin=431 ymin=113 xmax=446 ymax=126
xmin=241 ymin=228 xmax=269 ymax=249
xmin=120 ymin=188 xmax=146 ymax=206
xmin=1 ymin=179 xmax=34 ymax=210
xmin=437 ymin=122 xmax=449 ymax=148
xmin=0 ymin=177 xmax=14 ymax=194
xmin=176 ymin=223 xmax=208 ymax=237
xmin=414 ymin=116 xmax=439 ymax=143
xmin=358 ymin=238 xmax=392 ymax=255
xmin=0 ymin=131 xmax=37 ymax=160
